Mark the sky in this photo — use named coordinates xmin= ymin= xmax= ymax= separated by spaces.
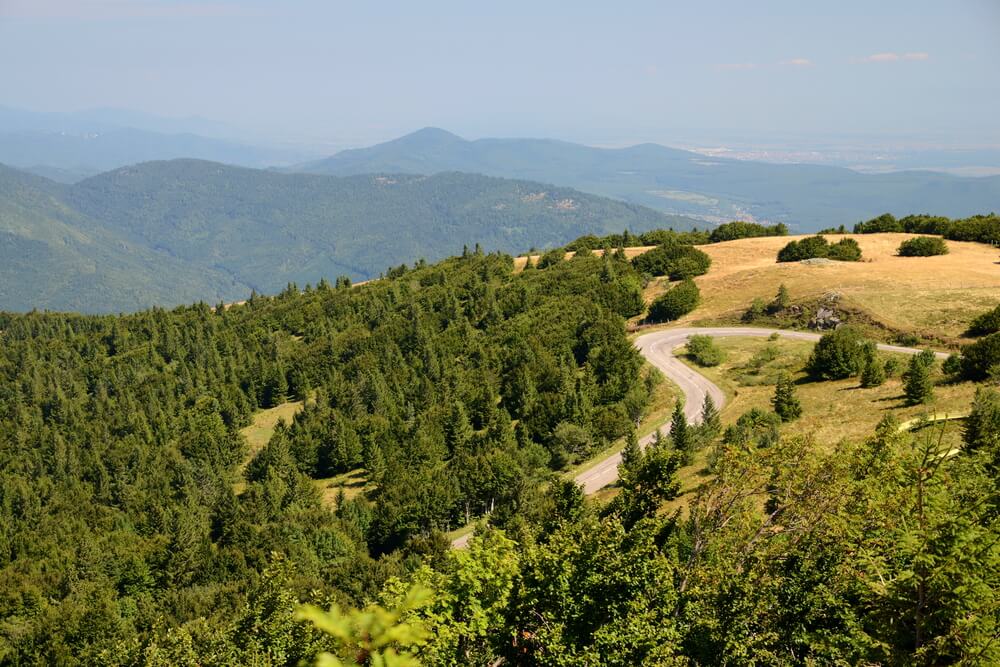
xmin=1 ymin=0 xmax=999 ymax=150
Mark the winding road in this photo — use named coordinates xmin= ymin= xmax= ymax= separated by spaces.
xmin=454 ymin=326 xmax=944 ymax=546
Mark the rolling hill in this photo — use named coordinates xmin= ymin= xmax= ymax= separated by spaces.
xmin=297 ymin=128 xmax=1000 ymax=230
xmin=0 ymin=160 xmax=692 ymax=312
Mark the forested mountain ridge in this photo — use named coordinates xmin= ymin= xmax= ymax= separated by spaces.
xmin=297 ymin=127 xmax=1000 ymax=230
xmin=0 ymin=164 xmax=245 ymax=313
xmin=0 ymin=248 xmax=656 ymax=663
xmin=0 ymin=160 xmax=691 ymax=313
xmin=1 ymin=233 xmax=999 ymax=664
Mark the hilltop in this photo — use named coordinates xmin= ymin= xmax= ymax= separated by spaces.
xmin=297 ymin=128 xmax=1000 ymax=230
xmin=0 ymin=160 xmax=689 ymax=312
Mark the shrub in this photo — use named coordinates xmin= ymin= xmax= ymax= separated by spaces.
xmin=960 ymin=332 xmax=1000 ymax=380
xmin=631 ymin=243 xmax=712 ymax=279
xmin=708 ymin=221 xmax=788 ymax=243
xmin=826 ymin=238 xmax=862 ymax=261
xmin=686 ymin=335 xmax=725 ymax=367
xmin=942 ymin=354 xmax=963 ymax=376
xmin=537 ymin=247 xmax=566 ymax=269
xmin=742 ymin=297 xmax=767 ymax=323
xmin=806 ymin=326 xmax=872 ymax=380
xmin=897 ymin=236 xmax=948 ymax=257
xmin=853 ymin=213 xmax=902 ymax=233
xmin=776 ymin=235 xmax=862 ymax=262
xmin=723 ymin=408 xmax=781 ymax=448
xmin=647 ymin=279 xmax=701 ymax=322
xmin=968 ymin=304 xmax=1000 ymax=337
xmin=884 ymin=357 xmax=902 ymax=377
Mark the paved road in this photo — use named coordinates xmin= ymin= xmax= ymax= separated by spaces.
xmin=455 ymin=326 xmax=944 ymax=546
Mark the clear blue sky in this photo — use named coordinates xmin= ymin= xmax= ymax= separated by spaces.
xmin=2 ymin=0 xmax=998 ymax=148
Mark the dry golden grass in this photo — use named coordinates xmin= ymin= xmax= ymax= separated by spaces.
xmin=313 ymin=468 xmax=369 ymax=507
xmin=239 ymin=400 xmax=304 ymax=459
xmin=672 ymin=233 xmax=1000 ymax=341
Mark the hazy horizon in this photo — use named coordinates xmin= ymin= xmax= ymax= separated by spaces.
xmin=2 ymin=0 xmax=999 ymax=156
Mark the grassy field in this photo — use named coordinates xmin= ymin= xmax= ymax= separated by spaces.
xmin=679 ymin=336 xmax=975 ymax=448
xmin=647 ymin=233 xmax=1000 ymax=342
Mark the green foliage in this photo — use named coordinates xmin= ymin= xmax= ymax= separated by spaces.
xmin=897 ymin=236 xmax=949 ymax=256
xmin=564 ymin=228 xmax=709 ymax=251
xmin=0 ymin=248 xmax=653 ymax=662
xmin=968 ymin=304 xmax=1000 ymax=337
xmin=536 ymin=247 xmax=567 ymax=269
xmin=806 ymin=326 xmax=872 ymax=380
xmin=771 ymin=373 xmax=802 ymax=421
xmin=685 ymin=334 xmax=725 ymax=367
xmin=903 ymin=350 xmax=936 ymax=405
xmin=630 ymin=242 xmax=711 ymax=279
xmin=960 ymin=332 xmax=1000 ymax=380
xmin=860 ymin=355 xmax=887 ymax=387
xmin=942 ymin=353 xmax=963 ymax=376
xmin=647 ymin=279 xmax=700 ymax=323
xmin=964 ymin=388 xmax=1000 ymax=463
xmin=708 ymin=221 xmax=788 ymax=243
xmin=776 ymin=235 xmax=862 ymax=262
xmin=669 ymin=400 xmax=692 ymax=462
xmin=296 ymin=585 xmax=431 ymax=667
xmin=855 ymin=212 xmax=1000 ymax=246
xmin=1 ymin=162 xmax=679 ymax=312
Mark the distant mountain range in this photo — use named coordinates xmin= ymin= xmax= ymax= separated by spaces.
xmin=296 ymin=128 xmax=1000 ymax=231
xmin=0 ymin=160 xmax=692 ymax=313
xmin=0 ymin=106 xmax=313 ymax=180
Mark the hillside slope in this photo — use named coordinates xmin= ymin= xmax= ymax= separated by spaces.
xmin=1 ymin=160 xmax=686 ymax=312
xmin=0 ymin=165 xmax=244 ymax=313
xmin=297 ymin=128 xmax=1000 ymax=230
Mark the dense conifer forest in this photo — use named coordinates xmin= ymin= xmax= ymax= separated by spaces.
xmin=1 ymin=239 xmax=999 ymax=665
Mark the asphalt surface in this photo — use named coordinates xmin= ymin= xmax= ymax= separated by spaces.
xmin=454 ymin=326 xmax=944 ymax=546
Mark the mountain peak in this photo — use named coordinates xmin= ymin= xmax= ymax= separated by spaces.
xmin=393 ymin=127 xmax=466 ymax=147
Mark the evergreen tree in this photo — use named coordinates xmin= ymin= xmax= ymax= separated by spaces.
xmin=771 ymin=373 xmax=802 ymax=421
xmin=860 ymin=355 xmax=887 ymax=387
xmin=903 ymin=352 xmax=935 ymax=405
xmin=670 ymin=400 xmax=691 ymax=462
xmin=700 ymin=393 xmax=721 ymax=436
xmin=618 ymin=428 xmax=644 ymax=485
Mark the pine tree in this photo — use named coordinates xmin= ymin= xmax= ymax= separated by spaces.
xmin=772 ymin=373 xmax=802 ymax=421
xmin=860 ymin=355 xmax=887 ymax=387
xmin=700 ymin=393 xmax=721 ymax=436
xmin=618 ymin=428 xmax=644 ymax=485
xmin=669 ymin=400 xmax=691 ymax=461
xmin=770 ymin=283 xmax=791 ymax=312
xmin=903 ymin=353 xmax=935 ymax=405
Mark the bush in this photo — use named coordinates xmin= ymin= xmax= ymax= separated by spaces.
xmin=942 ymin=353 xmax=963 ymax=376
xmin=537 ymin=247 xmax=567 ymax=269
xmin=648 ymin=279 xmax=700 ymax=322
xmin=826 ymin=237 xmax=862 ymax=261
xmin=686 ymin=335 xmax=725 ymax=367
xmin=897 ymin=236 xmax=948 ymax=257
xmin=777 ymin=236 xmax=862 ymax=262
xmin=968 ymin=304 xmax=1000 ymax=337
xmin=806 ymin=326 xmax=872 ymax=380
xmin=960 ymin=332 xmax=1000 ymax=380
xmin=854 ymin=212 xmax=1000 ymax=246
xmin=631 ymin=243 xmax=712 ymax=279
xmin=708 ymin=221 xmax=788 ymax=243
